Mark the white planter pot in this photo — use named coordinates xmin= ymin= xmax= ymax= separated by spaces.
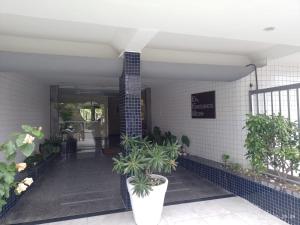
xmin=127 ymin=174 xmax=168 ymax=225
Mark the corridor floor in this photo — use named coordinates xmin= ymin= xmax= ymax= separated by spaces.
xmin=3 ymin=150 xmax=232 ymax=225
xmin=3 ymin=151 xmax=124 ymax=225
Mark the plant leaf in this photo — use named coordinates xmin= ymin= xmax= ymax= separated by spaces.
xmin=19 ymin=143 xmax=35 ymax=157
xmin=16 ymin=133 xmax=26 ymax=147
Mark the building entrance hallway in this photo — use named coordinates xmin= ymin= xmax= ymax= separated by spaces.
xmin=2 ymin=148 xmax=233 ymax=225
xmin=2 ymin=150 xmax=125 ymax=225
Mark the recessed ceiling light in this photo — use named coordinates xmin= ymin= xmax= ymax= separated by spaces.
xmin=263 ymin=26 xmax=275 ymax=31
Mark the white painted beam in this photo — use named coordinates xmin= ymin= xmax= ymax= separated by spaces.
xmin=0 ymin=34 xmax=118 ymax=58
xmin=113 ymin=29 xmax=158 ymax=54
xmin=142 ymin=48 xmax=252 ymax=66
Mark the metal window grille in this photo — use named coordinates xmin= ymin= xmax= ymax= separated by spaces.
xmin=249 ymin=83 xmax=300 ymax=125
xmin=249 ymin=83 xmax=300 ymax=179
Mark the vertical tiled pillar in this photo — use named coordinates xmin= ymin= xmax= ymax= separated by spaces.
xmin=119 ymin=52 xmax=142 ymax=208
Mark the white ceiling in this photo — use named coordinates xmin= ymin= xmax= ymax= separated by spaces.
xmin=1 ymin=0 xmax=300 ymax=45
xmin=0 ymin=0 xmax=299 ymax=87
xmin=0 ymin=51 xmax=254 ymax=89
xmin=271 ymin=52 xmax=300 ymax=65
xmin=148 ymin=33 xmax=274 ymax=55
xmin=0 ymin=14 xmax=121 ymax=43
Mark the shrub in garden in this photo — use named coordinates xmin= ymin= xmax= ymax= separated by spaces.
xmin=244 ymin=114 xmax=300 ymax=182
xmin=0 ymin=125 xmax=44 ymax=208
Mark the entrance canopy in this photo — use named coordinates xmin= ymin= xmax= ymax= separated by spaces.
xmin=0 ymin=51 xmax=255 ymax=90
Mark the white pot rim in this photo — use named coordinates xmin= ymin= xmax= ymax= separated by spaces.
xmin=127 ymin=174 xmax=168 ymax=189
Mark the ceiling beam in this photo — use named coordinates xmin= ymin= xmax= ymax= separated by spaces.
xmin=112 ymin=29 xmax=158 ymax=54
xmin=0 ymin=34 xmax=118 ymax=58
xmin=142 ymin=48 xmax=252 ymax=66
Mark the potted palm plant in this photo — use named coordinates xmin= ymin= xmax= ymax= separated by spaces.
xmin=113 ymin=135 xmax=179 ymax=225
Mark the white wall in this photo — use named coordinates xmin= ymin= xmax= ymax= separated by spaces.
xmin=0 ymin=72 xmax=50 ymax=162
xmin=151 ymin=62 xmax=300 ymax=167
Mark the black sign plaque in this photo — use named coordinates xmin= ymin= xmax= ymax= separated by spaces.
xmin=191 ymin=91 xmax=216 ymax=119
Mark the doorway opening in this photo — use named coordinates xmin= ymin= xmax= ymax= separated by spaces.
xmin=58 ymin=101 xmax=108 ymax=152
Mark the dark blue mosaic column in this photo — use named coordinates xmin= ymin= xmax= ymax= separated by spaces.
xmin=119 ymin=52 xmax=142 ymax=208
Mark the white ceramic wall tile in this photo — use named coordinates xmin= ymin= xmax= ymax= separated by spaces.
xmin=0 ymin=72 xmax=50 ymax=162
xmin=151 ymin=63 xmax=300 ymax=167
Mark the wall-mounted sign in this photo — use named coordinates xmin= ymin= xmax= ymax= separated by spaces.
xmin=191 ymin=91 xmax=216 ymax=119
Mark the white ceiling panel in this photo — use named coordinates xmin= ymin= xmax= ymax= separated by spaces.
xmin=0 ymin=51 xmax=254 ymax=88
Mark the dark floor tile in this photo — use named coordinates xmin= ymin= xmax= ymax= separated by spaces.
xmin=3 ymin=151 xmax=232 ymax=225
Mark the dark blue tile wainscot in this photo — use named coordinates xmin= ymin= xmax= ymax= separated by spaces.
xmin=178 ymin=156 xmax=300 ymax=225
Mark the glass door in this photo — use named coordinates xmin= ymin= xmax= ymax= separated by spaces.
xmin=58 ymin=101 xmax=108 ymax=151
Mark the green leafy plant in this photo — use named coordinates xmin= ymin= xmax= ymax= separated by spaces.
xmin=229 ymin=163 xmax=242 ymax=172
xmin=24 ymin=154 xmax=43 ymax=168
xmin=113 ymin=135 xmax=180 ymax=197
xmin=164 ymin=131 xmax=177 ymax=144
xmin=181 ymin=135 xmax=190 ymax=148
xmin=58 ymin=103 xmax=75 ymax=122
xmin=148 ymin=127 xmax=191 ymax=157
xmin=0 ymin=125 xmax=44 ymax=208
xmin=149 ymin=126 xmax=164 ymax=145
xmin=149 ymin=127 xmax=178 ymax=145
xmin=179 ymin=135 xmax=190 ymax=156
xmin=244 ymin=114 xmax=300 ymax=182
xmin=222 ymin=154 xmax=230 ymax=167
xmin=39 ymin=137 xmax=62 ymax=159
xmin=44 ymin=137 xmax=63 ymax=147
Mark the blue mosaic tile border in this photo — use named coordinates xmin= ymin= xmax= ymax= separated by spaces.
xmin=178 ymin=156 xmax=300 ymax=225
xmin=119 ymin=52 xmax=142 ymax=209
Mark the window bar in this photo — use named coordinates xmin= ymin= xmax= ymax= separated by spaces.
xmin=263 ymin=93 xmax=266 ymax=114
xmin=249 ymin=92 xmax=253 ymax=114
xmin=297 ymin=89 xmax=300 ymax=128
xmin=279 ymin=90 xmax=282 ymax=114
xmin=256 ymin=94 xmax=259 ymax=115
xmin=287 ymin=89 xmax=291 ymax=120
xmin=271 ymin=91 xmax=274 ymax=116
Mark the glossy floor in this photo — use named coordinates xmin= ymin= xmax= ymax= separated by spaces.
xmin=3 ymin=136 xmax=231 ymax=225
xmin=3 ymin=151 xmax=124 ymax=225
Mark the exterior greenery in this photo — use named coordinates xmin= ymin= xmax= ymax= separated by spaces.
xmin=113 ymin=135 xmax=180 ymax=197
xmin=0 ymin=125 xmax=44 ymax=208
xmin=244 ymin=114 xmax=300 ymax=182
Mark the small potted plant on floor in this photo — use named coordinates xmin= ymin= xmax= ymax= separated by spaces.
xmin=113 ymin=135 xmax=179 ymax=225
